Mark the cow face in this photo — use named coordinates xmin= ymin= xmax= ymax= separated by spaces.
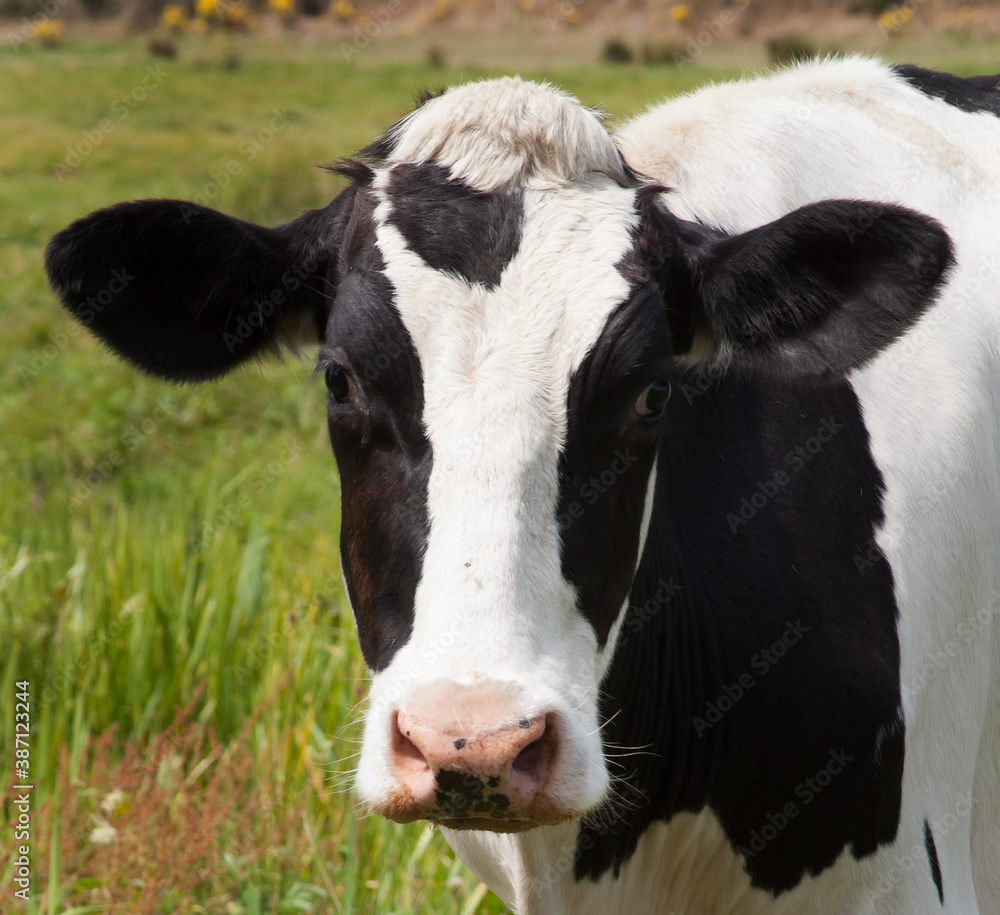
xmin=46 ymin=78 xmax=952 ymax=833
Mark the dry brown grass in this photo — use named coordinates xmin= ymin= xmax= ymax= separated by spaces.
xmin=5 ymin=679 xmax=335 ymax=914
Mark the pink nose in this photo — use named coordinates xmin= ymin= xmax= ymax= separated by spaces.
xmin=387 ymin=683 xmax=561 ymax=829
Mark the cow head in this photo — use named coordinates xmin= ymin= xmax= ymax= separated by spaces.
xmin=46 ymin=78 xmax=952 ymax=833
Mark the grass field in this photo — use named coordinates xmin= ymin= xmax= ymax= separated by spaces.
xmin=1 ymin=30 xmax=998 ymax=914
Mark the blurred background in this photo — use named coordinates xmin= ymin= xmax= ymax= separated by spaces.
xmin=1 ymin=2 xmax=997 ymax=911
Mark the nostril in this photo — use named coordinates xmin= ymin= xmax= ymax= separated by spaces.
xmin=387 ymin=702 xmax=565 ymax=825
xmin=512 ymin=737 xmax=546 ymax=779
xmin=393 ymin=711 xmax=430 ymax=768
xmin=511 ymin=714 xmax=557 ymax=783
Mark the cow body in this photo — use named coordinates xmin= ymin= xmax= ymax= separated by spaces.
xmin=45 ymin=58 xmax=1000 ymax=914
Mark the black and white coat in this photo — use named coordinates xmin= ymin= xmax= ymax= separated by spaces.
xmin=46 ymin=57 xmax=1000 ymax=914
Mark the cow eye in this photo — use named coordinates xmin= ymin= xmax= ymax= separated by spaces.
xmin=636 ymin=379 xmax=671 ymax=418
xmin=324 ymin=364 xmax=355 ymax=403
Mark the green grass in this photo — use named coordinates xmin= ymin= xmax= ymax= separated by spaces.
xmin=2 ymin=32 xmax=998 ymax=913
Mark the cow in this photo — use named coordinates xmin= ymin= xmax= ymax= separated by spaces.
xmin=45 ymin=57 xmax=1000 ymax=913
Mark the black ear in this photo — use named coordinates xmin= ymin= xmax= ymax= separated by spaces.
xmin=44 ymin=190 xmax=357 ymax=381
xmin=659 ymin=199 xmax=954 ymax=376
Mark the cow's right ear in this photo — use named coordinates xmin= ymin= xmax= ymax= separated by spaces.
xmin=44 ymin=188 xmax=358 ymax=381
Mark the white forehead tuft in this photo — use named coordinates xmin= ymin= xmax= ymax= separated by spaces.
xmin=385 ymin=77 xmax=630 ymax=192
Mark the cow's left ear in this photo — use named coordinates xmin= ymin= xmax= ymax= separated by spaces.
xmin=45 ymin=189 xmax=359 ymax=382
xmin=659 ymin=199 xmax=954 ymax=376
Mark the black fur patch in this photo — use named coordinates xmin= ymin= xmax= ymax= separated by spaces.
xmin=385 ymin=162 xmax=523 ymax=290
xmin=627 ymin=197 xmax=952 ymax=378
xmin=576 ymin=373 xmax=906 ymax=893
xmin=44 ymin=194 xmax=352 ymax=381
xmin=558 ymin=285 xmax=672 ymax=648
xmin=322 ymin=194 xmax=429 ymax=672
xmin=328 ymin=157 xmax=376 ymax=187
xmin=692 ymin=200 xmax=953 ymax=377
xmin=561 ymin=194 xmax=951 ymax=891
xmin=924 ymin=818 xmax=944 ymax=904
xmin=894 ymin=64 xmax=1000 ymax=118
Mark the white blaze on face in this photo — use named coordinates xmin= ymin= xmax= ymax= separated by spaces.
xmin=352 ymin=171 xmax=645 ymax=813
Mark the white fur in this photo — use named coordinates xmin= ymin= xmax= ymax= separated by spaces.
xmin=386 ymin=76 xmax=629 ymax=192
xmin=354 ymin=154 xmax=649 ymax=814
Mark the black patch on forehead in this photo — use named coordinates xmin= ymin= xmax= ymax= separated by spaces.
xmin=385 ymin=162 xmax=523 ymax=290
xmin=324 ymin=194 xmax=430 ymax=671
xmin=558 ymin=285 xmax=672 ymax=648
xmin=894 ymin=64 xmax=1000 ymax=118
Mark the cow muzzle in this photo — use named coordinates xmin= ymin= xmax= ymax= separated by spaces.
xmin=376 ymin=680 xmax=574 ymax=831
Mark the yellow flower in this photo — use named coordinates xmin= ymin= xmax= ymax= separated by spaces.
xmin=269 ymin=0 xmax=294 ymax=12
xmin=159 ymin=3 xmax=188 ymax=31
xmin=196 ymin=0 xmax=217 ymax=18
xmin=222 ymin=1 xmax=257 ymax=29
xmin=33 ymin=18 xmax=65 ymax=46
xmin=669 ymin=3 xmax=691 ymax=23
xmin=35 ymin=18 xmax=61 ymax=34
xmin=331 ymin=0 xmax=356 ymax=20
